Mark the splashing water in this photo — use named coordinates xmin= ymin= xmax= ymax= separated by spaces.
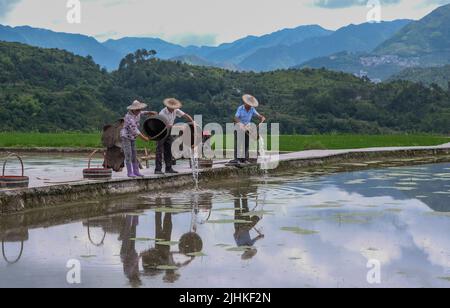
xmin=190 ymin=148 xmax=200 ymax=190
xmin=258 ymin=136 xmax=270 ymax=178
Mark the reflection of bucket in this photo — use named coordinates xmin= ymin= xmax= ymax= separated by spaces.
xmin=143 ymin=116 xmax=170 ymax=141
xmin=0 ymin=153 xmax=29 ymax=189
xmin=1 ymin=228 xmax=29 ymax=242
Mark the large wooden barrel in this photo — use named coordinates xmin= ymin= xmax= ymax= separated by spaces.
xmin=0 ymin=153 xmax=29 ymax=189
xmin=83 ymin=150 xmax=112 ymax=180
xmin=143 ymin=115 xmax=170 ymax=141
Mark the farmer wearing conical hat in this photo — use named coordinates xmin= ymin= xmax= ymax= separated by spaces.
xmin=121 ymin=100 xmax=157 ymax=178
xmin=155 ymin=98 xmax=194 ymax=175
xmin=230 ymin=94 xmax=266 ymax=164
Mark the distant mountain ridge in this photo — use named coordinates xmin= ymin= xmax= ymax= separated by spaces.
xmin=0 ymin=20 xmax=411 ymax=72
xmin=0 ymin=24 xmax=122 ymax=70
xmin=240 ymin=20 xmax=411 ymax=71
xmin=375 ymin=4 xmax=450 ymax=58
xmin=300 ymin=4 xmax=450 ymax=80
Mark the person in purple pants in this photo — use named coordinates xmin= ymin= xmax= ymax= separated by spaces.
xmin=120 ymin=100 xmax=156 ymax=177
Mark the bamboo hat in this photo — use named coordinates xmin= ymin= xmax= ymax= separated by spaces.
xmin=127 ymin=100 xmax=147 ymax=111
xmin=242 ymin=94 xmax=259 ymax=108
xmin=164 ymin=98 xmax=183 ymax=109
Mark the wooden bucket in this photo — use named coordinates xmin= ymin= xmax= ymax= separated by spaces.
xmin=83 ymin=150 xmax=112 ymax=180
xmin=0 ymin=153 xmax=29 ymax=189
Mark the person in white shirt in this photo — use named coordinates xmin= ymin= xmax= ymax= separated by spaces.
xmin=156 ymin=98 xmax=194 ymax=174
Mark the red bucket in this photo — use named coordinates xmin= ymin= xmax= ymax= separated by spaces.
xmin=83 ymin=150 xmax=112 ymax=180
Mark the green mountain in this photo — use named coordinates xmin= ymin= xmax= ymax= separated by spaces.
xmin=1 ymin=41 xmax=449 ymax=134
xmin=240 ymin=20 xmax=411 ymax=72
xmin=375 ymin=4 xmax=450 ymax=61
xmin=0 ymin=41 xmax=114 ymax=131
xmin=299 ymin=4 xmax=450 ymax=80
xmin=390 ymin=65 xmax=450 ymax=89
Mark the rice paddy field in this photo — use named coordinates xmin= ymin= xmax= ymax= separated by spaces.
xmin=0 ymin=133 xmax=448 ymax=152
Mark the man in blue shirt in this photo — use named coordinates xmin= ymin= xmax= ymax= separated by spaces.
xmin=230 ymin=94 xmax=266 ymax=164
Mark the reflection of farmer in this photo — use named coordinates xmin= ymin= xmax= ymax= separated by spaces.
xmin=155 ymin=98 xmax=194 ymax=175
xmin=232 ymin=185 xmax=264 ymax=260
xmin=118 ymin=215 xmax=141 ymax=287
xmin=141 ymin=197 xmax=204 ymax=283
xmin=140 ymin=198 xmax=178 ymax=283
xmin=230 ymin=95 xmax=266 ymax=164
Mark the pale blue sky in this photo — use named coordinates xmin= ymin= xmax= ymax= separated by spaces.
xmin=1 ymin=0 xmax=448 ymax=45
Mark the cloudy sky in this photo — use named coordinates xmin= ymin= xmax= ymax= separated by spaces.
xmin=0 ymin=0 xmax=449 ymax=45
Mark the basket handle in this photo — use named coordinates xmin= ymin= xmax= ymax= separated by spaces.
xmin=2 ymin=240 xmax=24 ymax=264
xmin=87 ymin=150 xmax=109 ymax=169
xmin=87 ymin=220 xmax=107 ymax=247
xmin=2 ymin=153 xmax=25 ymax=177
xmin=149 ymin=126 xmax=168 ymax=141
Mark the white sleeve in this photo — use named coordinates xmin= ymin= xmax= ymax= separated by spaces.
xmin=176 ymin=109 xmax=186 ymax=118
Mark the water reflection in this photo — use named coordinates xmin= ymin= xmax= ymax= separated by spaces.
xmin=1 ymin=228 xmax=28 ymax=264
xmin=120 ymin=215 xmax=141 ymax=287
xmin=0 ymin=162 xmax=449 ymax=287
xmin=232 ymin=185 xmax=264 ymax=259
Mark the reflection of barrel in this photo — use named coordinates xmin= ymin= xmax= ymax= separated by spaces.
xmin=83 ymin=150 xmax=112 ymax=180
xmin=179 ymin=232 xmax=203 ymax=255
xmin=0 ymin=153 xmax=29 ymax=189
xmin=143 ymin=115 xmax=170 ymax=141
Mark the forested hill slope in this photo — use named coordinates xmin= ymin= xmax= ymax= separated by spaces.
xmin=0 ymin=42 xmax=449 ymax=134
xmin=0 ymin=41 xmax=114 ymax=131
xmin=390 ymin=65 xmax=450 ymax=90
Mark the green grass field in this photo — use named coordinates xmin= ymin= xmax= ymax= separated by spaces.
xmin=0 ymin=133 xmax=448 ymax=152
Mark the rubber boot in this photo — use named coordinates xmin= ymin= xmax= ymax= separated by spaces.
xmin=133 ymin=162 xmax=144 ymax=177
xmin=126 ymin=163 xmax=136 ymax=178
xmin=166 ymin=167 xmax=179 ymax=174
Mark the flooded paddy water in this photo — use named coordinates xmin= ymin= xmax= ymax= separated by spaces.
xmin=0 ymin=157 xmax=449 ymax=288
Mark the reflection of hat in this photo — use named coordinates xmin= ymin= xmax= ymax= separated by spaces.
xmin=127 ymin=100 xmax=147 ymax=111
xmin=241 ymin=248 xmax=258 ymax=260
xmin=242 ymin=94 xmax=259 ymax=107
xmin=164 ymin=98 xmax=182 ymax=109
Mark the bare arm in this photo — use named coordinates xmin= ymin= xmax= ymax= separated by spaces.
xmin=258 ymin=114 xmax=266 ymax=124
xmin=183 ymin=113 xmax=194 ymax=123
xmin=138 ymin=133 xmax=149 ymax=142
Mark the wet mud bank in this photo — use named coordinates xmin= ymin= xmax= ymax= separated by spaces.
xmin=1 ymin=146 xmax=449 ymax=215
